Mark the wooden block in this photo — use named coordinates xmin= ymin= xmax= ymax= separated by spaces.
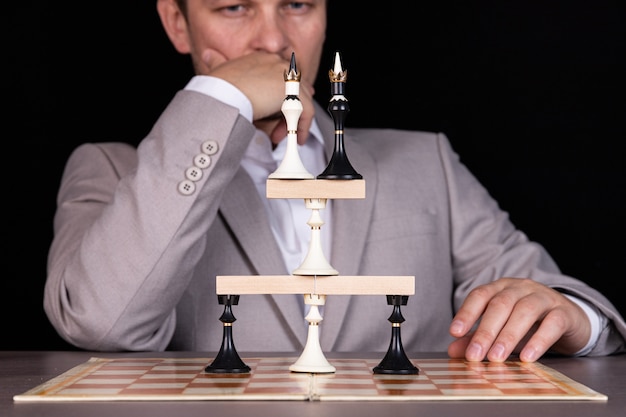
xmin=266 ymin=179 xmax=365 ymax=199
xmin=216 ymin=275 xmax=414 ymax=295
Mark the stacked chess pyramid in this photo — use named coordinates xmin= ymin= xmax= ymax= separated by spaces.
xmin=206 ymin=52 xmax=417 ymax=376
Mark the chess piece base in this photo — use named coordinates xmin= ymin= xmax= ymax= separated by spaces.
xmin=290 ymin=295 xmax=336 ymax=374
xmin=205 ymin=295 xmax=250 ymax=374
xmin=205 ymin=325 xmax=251 ymax=374
xmin=372 ymin=326 xmax=419 ymax=375
xmin=289 ymin=324 xmax=336 ymax=373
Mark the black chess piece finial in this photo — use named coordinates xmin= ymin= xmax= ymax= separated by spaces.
xmin=373 ymin=295 xmax=419 ymax=375
xmin=317 ymin=51 xmax=362 ymax=180
xmin=205 ymin=295 xmax=251 ymax=373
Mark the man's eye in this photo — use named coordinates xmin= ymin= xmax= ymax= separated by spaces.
xmin=218 ymin=4 xmax=247 ymax=16
xmin=285 ymin=2 xmax=311 ymax=13
xmin=224 ymin=5 xmax=244 ymax=12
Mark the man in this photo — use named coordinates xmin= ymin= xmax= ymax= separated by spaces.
xmin=44 ymin=0 xmax=626 ymax=362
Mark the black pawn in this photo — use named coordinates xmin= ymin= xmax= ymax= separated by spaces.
xmin=317 ymin=52 xmax=362 ymax=180
xmin=373 ymin=295 xmax=419 ymax=375
xmin=317 ymin=96 xmax=362 ymax=179
xmin=205 ymin=295 xmax=251 ymax=373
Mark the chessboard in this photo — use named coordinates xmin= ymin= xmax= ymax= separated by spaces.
xmin=13 ymin=357 xmax=607 ymax=402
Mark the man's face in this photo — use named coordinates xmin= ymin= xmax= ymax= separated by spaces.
xmin=181 ymin=0 xmax=326 ymax=86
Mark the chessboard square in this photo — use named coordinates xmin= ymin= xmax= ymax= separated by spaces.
xmin=376 ymin=382 xmax=439 ymax=391
xmin=119 ymin=388 xmax=187 ymax=395
xmin=432 ymin=379 xmax=494 ymax=386
xmin=424 ymin=370 xmax=476 ymax=377
xmin=192 ymin=376 xmax=250 ymax=383
xmin=93 ymin=370 xmax=145 ymax=376
xmin=74 ymin=378 xmax=136 ymax=385
xmin=248 ymin=381 xmax=309 ymax=389
xmin=102 ymin=361 xmax=161 ymax=368
xmin=250 ymin=375 xmax=308 ymax=385
xmin=58 ymin=388 xmax=122 ymax=395
xmin=183 ymin=387 xmax=246 ymax=395
xmin=188 ymin=380 xmax=248 ymax=389
xmin=317 ymin=373 xmax=371 ymax=381
xmin=495 ymin=382 xmax=558 ymax=389
xmin=152 ymin=365 xmax=203 ymax=372
xmin=315 ymin=387 xmax=380 ymax=396
xmin=318 ymin=378 xmax=376 ymax=386
xmin=120 ymin=386 xmax=188 ymax=395
xmin=486 ymin=374 xmax=545 ymax=382
xmin=256 ymin=365 xmax=291 ymax=372
xmin=158 ymin=359 xmax=209 ymax=364
xmin=417 ymin=360 xmax=467 ymax=369
xmin=495 ymin=382 xmax=566 ymax=395
xmin=378 ymin=388 xmax=442 ymax=396
xmin=373 ymin=374 xmax=429 ymax=381
xmin=194 ymin=373 xmax=250 ymax=381
xmin=498 ymin=387 xmax=568 ymax=395
xmin=335 ymin=370 xmax=372 ymax=375
xmin=333 ymin=359 xmax=370 ymax=368
xmin=245 ymin=381 xmax=310 ymax=395
xmin=440 ymin=388 xmax=503 ymax=396
xmin=255 ymin=358 xmax=294 ymax=366
xmin=139 ymin=373 xmax=196 ymax=380
xmin=466 ymin=362 xmax=514 ymax=371
xmin=127 ymin=382 xmax=188 ymax=389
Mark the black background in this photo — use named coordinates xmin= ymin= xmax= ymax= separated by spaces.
xmin=4 ymin=1 xmax=625 ymax=350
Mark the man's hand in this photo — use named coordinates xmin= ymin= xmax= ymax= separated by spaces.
xmin=448 ymin=278 xmax=592 ymax=362
xmin=201 ymin=49 xmax=315 ymax=145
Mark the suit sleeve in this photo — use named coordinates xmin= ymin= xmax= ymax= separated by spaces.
xmin=435 ymin=133 xmax=626 ymax=356
xmin=44 ymin=90 xmax=256 ymax=351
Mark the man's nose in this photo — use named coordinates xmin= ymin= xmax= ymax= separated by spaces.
xmin=249 ymin=15 xmax=289 ymax=53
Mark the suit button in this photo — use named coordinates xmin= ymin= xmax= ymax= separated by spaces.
xmin=177 ymin=180 xmax=196 ymax=195
xmin=185 ymin=166 xmax=203 ymax=182
xmin=201 ymin=140 xmax=219 ymax=155
xmin=194 ymin=153 xmax=211 ymax=169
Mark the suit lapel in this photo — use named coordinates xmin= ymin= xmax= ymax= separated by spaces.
xmin=220 ymin=168 xmax=285 ymax=274
xmin=329 ymin=138 xmax=376 ymax=276
xmin=315 ymin=109 xmax=377 ymax=350
xmin=220 ymin=168 xmax=306 ymax=345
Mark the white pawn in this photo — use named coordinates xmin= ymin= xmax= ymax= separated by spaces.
xmin=289 ymin=294 xmax=335 ymax=373
xmin=293 ymin=198 xmax=338 ymax=276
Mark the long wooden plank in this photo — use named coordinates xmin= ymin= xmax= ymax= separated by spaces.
xmin=216 ymin=275 xmax=414 ymax=295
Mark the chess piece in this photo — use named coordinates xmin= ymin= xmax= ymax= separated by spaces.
xmin=289 ymin=294 xmax=336 ymax=373
xmin=317 ymin=52 xmax=362 ymax=180
xmin=205 ymin=295 xmax=251 ymax=373
xmin=268 ymin=52 xmax=314 ymax=179
xmin=292 ymin=198 xmax=338 ymax=276
xmin=373 ymin=295 xmax=419 ymax=375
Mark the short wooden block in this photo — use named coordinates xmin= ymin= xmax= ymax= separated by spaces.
xmin=266 ymin=179 xmax=365 ymax=199
xmin=216 ymin=275 xmax=414 ymax=295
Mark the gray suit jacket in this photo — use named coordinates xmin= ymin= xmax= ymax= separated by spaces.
xmin=45 ymin=90 xmax=626 ymax=355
